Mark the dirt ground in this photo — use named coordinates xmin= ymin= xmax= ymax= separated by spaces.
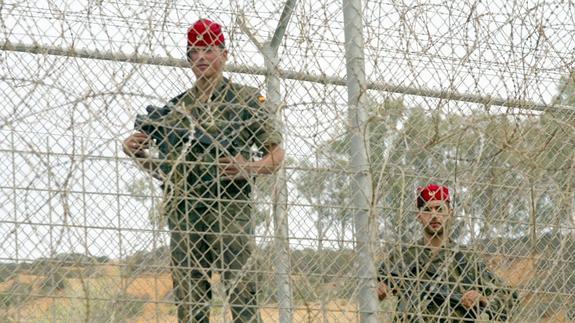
xmin=0 ymin=259 xmax=572 ymax=322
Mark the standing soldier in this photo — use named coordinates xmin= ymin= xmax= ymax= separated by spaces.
xmin=378 ymin=184 xmax=518 ymax=322
xmin=123 ymin=18 xmax=284 ymax=322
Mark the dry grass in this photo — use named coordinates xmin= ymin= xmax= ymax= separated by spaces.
xmin=0 ymin=258 xmax=571 ymax=322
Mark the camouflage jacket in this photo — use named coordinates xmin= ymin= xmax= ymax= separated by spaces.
xmin=379 ymin=240 xmax=518 ymax=322
xmin=139 ymin=77 xmax=282 ymax=208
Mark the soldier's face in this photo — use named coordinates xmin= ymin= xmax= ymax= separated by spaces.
xmin=417 ymin=200 xmax=452 ymax=237
xmin=187 ymin=46 xmax=227 ymax=79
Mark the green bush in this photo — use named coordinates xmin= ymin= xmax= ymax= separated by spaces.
xmin=38 ymin=269 xmax=67 ymax=294
xmin=61 ymin=265 xmax=103 ymax=279
xmin=86 ymin=293 xmax=149 ymax=322
xmin=95 ymin=256 xmax=110 ymax=263
xmin=0 ymin=263 xmax=17 ymax=283
xmin=122 ymin=247 xmax=170 ymax=277
xmin=26 ymin=256 xmax=103 ymax=279
xmin=114 ymin=294 xmax=149 ymax=319
xmin=0 ymin=281 xmax=33 ymax=308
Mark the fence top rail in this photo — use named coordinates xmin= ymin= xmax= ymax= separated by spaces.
xmin=2 ymin=41 xmax=574 ymax=113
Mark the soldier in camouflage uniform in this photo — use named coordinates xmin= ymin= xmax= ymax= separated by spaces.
xmin=377 ymin=184 xmax=518 ymax=322
xmin=123 ymin=19 xmax=284 ymax=323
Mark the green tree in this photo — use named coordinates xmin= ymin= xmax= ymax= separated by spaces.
xmin=296 ymin=88 xmax=575 ymax=246
xmin=126 ymin=177 xmax=164 ymax=227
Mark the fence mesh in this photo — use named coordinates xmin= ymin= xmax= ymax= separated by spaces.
xmin=1 ymin=0 xmax=574 ymax=322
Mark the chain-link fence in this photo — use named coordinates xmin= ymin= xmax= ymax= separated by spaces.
xmin=1 ymin=0 xmax=574 ymax=322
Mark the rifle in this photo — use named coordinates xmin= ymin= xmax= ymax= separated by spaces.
xmin=379 ymin=260 xmax=485 ymax=320
xmin=135 ymin=104 xmax=237 ymax=154
xmin=134 ymin=103 xmax=247 ymax=192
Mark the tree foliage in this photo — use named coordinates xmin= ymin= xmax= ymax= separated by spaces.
xmin=296 ymin=79 xmax=575 ymax=246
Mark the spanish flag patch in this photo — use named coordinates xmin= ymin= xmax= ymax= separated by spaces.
xmin=258 ymin=95 xmax=266 ymax=103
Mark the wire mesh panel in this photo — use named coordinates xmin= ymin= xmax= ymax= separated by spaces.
xmin=1 ymin=0 xmax=574 ymax=322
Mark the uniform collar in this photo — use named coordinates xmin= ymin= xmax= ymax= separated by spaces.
xmin=189 ymin=76 xmax=230 ymax=102
xmin=418 ymin=238 xmax=455 ymax=250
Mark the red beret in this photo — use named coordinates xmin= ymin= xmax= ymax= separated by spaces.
xmin=417 ymin=184 xmax=450 ymax=208
xmin=187 ymin=19 xmax=225 ymax=47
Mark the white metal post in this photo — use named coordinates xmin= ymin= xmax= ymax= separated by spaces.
xmin=342 ymin=0 xmax=379 ymax=321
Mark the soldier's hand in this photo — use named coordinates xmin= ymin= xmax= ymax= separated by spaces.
xmin=219 ymin=154 xmax=251 ymax=179
xmin=123 ymin=132 xmax=151 ymax=158
xmin=461 ymin=290 xmax=488 ymax=309
xmin=377 ymin=281 xmax=391 ymax=301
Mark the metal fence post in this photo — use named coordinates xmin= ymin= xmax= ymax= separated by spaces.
xmin=342 ymin=0 xmax=379 ymax=322
xmin=264 ymin=42 xmax=293 ymax=323
xmin=265 ymin=1 xmax=297 ymax=321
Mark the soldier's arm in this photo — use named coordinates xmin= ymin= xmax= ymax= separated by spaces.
xmin=123 ymin=132 xmax=166 ymax=181
xmin=219 ymin=143 xmax=284 ymax=178
xmin=377 ymin=259 xmax=388 ymax=300
xmin=475 ymin=260 xmax=519 ymax=321
xmin=377 ymin=246 xmax=406 ymax=300
xmin=124 ymin=94 xmax=186 ymax=181
xmin=245 ymin=88 xmax=284 ymax=174
xmin=248 ymin=143 xmax=284 ymax=174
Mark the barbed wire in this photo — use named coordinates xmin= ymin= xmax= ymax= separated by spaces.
xmin=1 ymin=0 xmax=575 ymax=322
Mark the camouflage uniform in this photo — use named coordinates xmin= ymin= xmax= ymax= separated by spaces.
xmin=379 ymin=240 xmax=518 ymax=322
xmin=150 ymin=77 xmax=281 ymax=322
